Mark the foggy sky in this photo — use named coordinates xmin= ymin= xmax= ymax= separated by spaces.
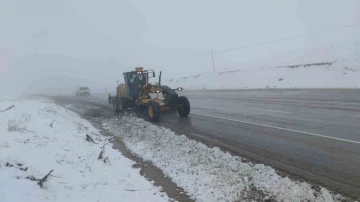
xmin=0 ymin=0 xmax=359 ymax=99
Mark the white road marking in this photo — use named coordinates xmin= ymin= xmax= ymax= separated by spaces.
xmin=192 ymin=113 xmax=360 ymax=145
xmin=285 ymin=104 xmax=360 ymax=110
xmin=240 ymin=98 xmax=360 ymax=105
xmin=189 ymin=97 xmax=360 ymax=110
xmin=256 ymin=102 xmax=360 ymax=111
xmin=246 ymin=108 xmax=292 ymax=114
xmin=188 ymin=96 xmax=360 ymax=105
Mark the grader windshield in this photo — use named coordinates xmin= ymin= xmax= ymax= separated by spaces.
xmin=123 ymin=69 xmax=154 ymax=100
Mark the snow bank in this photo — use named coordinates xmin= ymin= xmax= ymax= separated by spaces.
xmin=163 ymin=42 xmax=360 ymax=90
xmin=0 ymin=99 xmax=169 ymax=202
xmin=163 ymin=63 xmax=360 ymax=90
xmin=104 ymin=116 xmax=345 ymax=202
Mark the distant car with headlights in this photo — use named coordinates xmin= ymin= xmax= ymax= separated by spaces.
xmin=76 ymin=87 xmax=91 ymax=96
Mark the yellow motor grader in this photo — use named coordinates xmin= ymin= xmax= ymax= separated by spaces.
xmin=108 ymin=67 xmax=190 ymax=122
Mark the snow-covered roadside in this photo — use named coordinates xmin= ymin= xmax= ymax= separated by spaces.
xmin=0 ymin=98 xmax=170 ymax=202
xmin=103 ymin=116 xmax=346 ymax=202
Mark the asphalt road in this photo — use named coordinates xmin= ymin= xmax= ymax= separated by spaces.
xmin=54 ymin=89 xmax=360 ymax=199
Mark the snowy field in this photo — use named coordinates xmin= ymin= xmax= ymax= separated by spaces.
xmin=0 ymin=98 xmax=170 ymax=202
xmin=103 ymin=116 xmax=347 ymax=202
xmin=163 ymin=63 xmax=360 ymax=90
xmin=163 ymin=41 xmax=360 ymax=90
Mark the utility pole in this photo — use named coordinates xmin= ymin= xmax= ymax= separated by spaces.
xmin=211 ymin=49 xmax=216 ymax=72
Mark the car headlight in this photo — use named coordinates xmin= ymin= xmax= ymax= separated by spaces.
xmin=177 ymin=87 xmax=183 ymax=91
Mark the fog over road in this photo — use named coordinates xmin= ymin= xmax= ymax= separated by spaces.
xmin=53 ymin=89 xmax=360 ymax=199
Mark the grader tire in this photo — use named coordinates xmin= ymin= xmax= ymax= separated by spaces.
xmin=147 ymin=100 xmax=160 ymax=122
xmin=113 ymin=98 xmax=120 ymax=112
xmin=177 ymin=96 xmax=190 ymax=117
xmin=113 ymin=97 xmax=127 ymax=113
xmin=112 ymin=100 xmax=116 ymax=110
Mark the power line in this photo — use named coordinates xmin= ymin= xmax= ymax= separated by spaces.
xmin=221 ymin=22 xmax=360 ymax=53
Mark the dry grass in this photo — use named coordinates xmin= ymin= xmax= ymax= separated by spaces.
xmin=8 ymin=119 xmax=27 ymax=133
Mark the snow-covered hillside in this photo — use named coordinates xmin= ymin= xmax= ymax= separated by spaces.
xmin=163 ymin=41 xmax=360 ymax=90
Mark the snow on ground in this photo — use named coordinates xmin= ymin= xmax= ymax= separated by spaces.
xmin=163 ymin=63 xmax=360 ymax=90
xmin=0 ymin=98 xmax=170 ymax=202
xmin=163 ymin=41 xmax=360 ymax=90
xmin=103 ymin=115 xmax=346 ymax=202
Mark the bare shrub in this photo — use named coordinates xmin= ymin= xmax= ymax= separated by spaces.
xmin=74 ymin=121 xmax=88 ymax=133
xmin=8 ymin=119 xmax=27 ymax=133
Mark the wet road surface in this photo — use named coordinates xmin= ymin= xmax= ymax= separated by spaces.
xmin=53 ymin=89 xmax=360 ymax=199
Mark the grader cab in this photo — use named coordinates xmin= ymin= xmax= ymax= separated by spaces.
xmin=108 ymin=67 xmax=190 ymax=122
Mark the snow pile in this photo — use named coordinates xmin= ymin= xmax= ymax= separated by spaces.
xmin=163 ymin=42 xmax=360 ymax=90
xmin=104 ymin=116 xmax=345 ymax=202
xmin=0 ymin=99 xmax=169 ymax=202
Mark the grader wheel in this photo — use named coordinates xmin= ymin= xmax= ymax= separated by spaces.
xmin=147 ymin=100 xmax=160 ymax=122
xmin=177 ymin=96 xmax=190 ymax=117
xmin=113 ymin=98 xmax=121 ymax=112
xmin=113 ymin=97 xmax=130 ymax=112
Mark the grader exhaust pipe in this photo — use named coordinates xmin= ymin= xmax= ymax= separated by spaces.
xmin=158 ymin=71 xmax=162 ymax=86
